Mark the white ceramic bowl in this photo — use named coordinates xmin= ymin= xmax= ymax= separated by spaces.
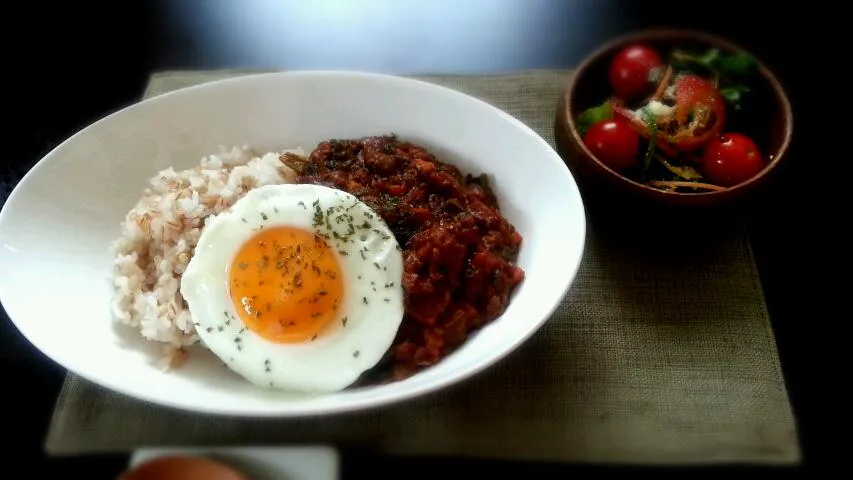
xmin=0 ymin=71 xmax=586 ymax=416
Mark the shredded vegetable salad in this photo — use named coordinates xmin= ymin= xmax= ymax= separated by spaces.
xmin=577 ymin=43 xmax=768 ymax=192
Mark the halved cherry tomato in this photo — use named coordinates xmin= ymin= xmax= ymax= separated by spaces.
xmin=669 ymin=75 xmax=727 ymax=150
xmin=582 ymin=117 xmax=640 ymax=171
xmin=613 ymin=74 xmax=726 ymax=154
xmin=701 ymin=133 xmax=764 ymax=187
xmin=608 ymin=44 xmax=663 ymax=100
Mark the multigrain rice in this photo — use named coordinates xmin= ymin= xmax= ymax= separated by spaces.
xmin=110 ymin=146 xmax=300 ymax=369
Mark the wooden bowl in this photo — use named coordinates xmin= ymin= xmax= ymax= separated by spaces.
xmin=555 ymin=28 xmax=793 ymax=209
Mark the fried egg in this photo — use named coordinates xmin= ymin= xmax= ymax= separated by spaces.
xmin=180 ymin=183 xmax=404 ymax=392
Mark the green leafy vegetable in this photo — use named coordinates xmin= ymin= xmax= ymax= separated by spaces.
xmin=670 ymin=50 xmax=718 ymax=79
xmin=719 ymin=85 xmax=751 ymax=110
xmin=576 ymin=100 xmax=612 ymax=137
xmin=640 ymin=107 xmax=657 ymax=172
xmin=671 ymin=48 xmax=756 ymax=79
xmin=713 ymin=52 xmax=756 ymax=77
xmin=698 ymin=49 xmax=720 ymax=65
xmin=670 ymin=48 xmax=756 ymax=111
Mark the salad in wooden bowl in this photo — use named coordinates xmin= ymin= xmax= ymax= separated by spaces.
xmin=556 ymin=29 xmax=792 ymax=207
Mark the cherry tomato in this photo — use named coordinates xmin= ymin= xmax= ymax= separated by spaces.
xmin=582 ymin=118 xmax=640 ymax=171
xmin=608 ymin=44 xmax=663 ymax=100
xmin=612 ymin=74 xmax=726 ymax=153
xmin=669 ymin=74 xmax=726 ymax=150
xmin=701 ymin=133 xmax=764 ymax=187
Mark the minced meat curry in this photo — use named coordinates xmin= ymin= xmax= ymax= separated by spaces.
xmin=283 ymin=135 xmax=524 ymax=381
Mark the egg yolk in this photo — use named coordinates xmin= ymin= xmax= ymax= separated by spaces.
xmin=228 ymin=226 xmax=345 ymax=343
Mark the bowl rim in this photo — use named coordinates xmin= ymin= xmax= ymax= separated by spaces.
xmin=0 ymin=70 xmax=587 ymax=416
xmin=563 ymin=28 xmax=794 ymax=197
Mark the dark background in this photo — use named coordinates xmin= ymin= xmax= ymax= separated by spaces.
xmin=2 ymin=1 xmax=824 ymax=477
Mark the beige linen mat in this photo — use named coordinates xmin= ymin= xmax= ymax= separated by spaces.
xmin=45 ymin=70 xmax=800 ymax=465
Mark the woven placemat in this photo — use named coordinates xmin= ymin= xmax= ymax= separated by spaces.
xmin=44 ymin=70 xmax=799 ymax=465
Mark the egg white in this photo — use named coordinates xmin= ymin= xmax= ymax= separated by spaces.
xmin=180 ymin=183 xmax=404 ymax=392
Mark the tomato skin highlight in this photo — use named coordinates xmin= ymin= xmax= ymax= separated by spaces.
xmin=608 ymin=44 xmax=663 ymax=100
xmin=701 ymin=133 xmax=764 ymax=187
xmin=582 ymin=118 xmax=641 ymax=171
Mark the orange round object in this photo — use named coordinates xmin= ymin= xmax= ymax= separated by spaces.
xmin=228 ymin=226 xmax=345 ymax=343
xmin=119 ymin=456 xmax=246 ymax=480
